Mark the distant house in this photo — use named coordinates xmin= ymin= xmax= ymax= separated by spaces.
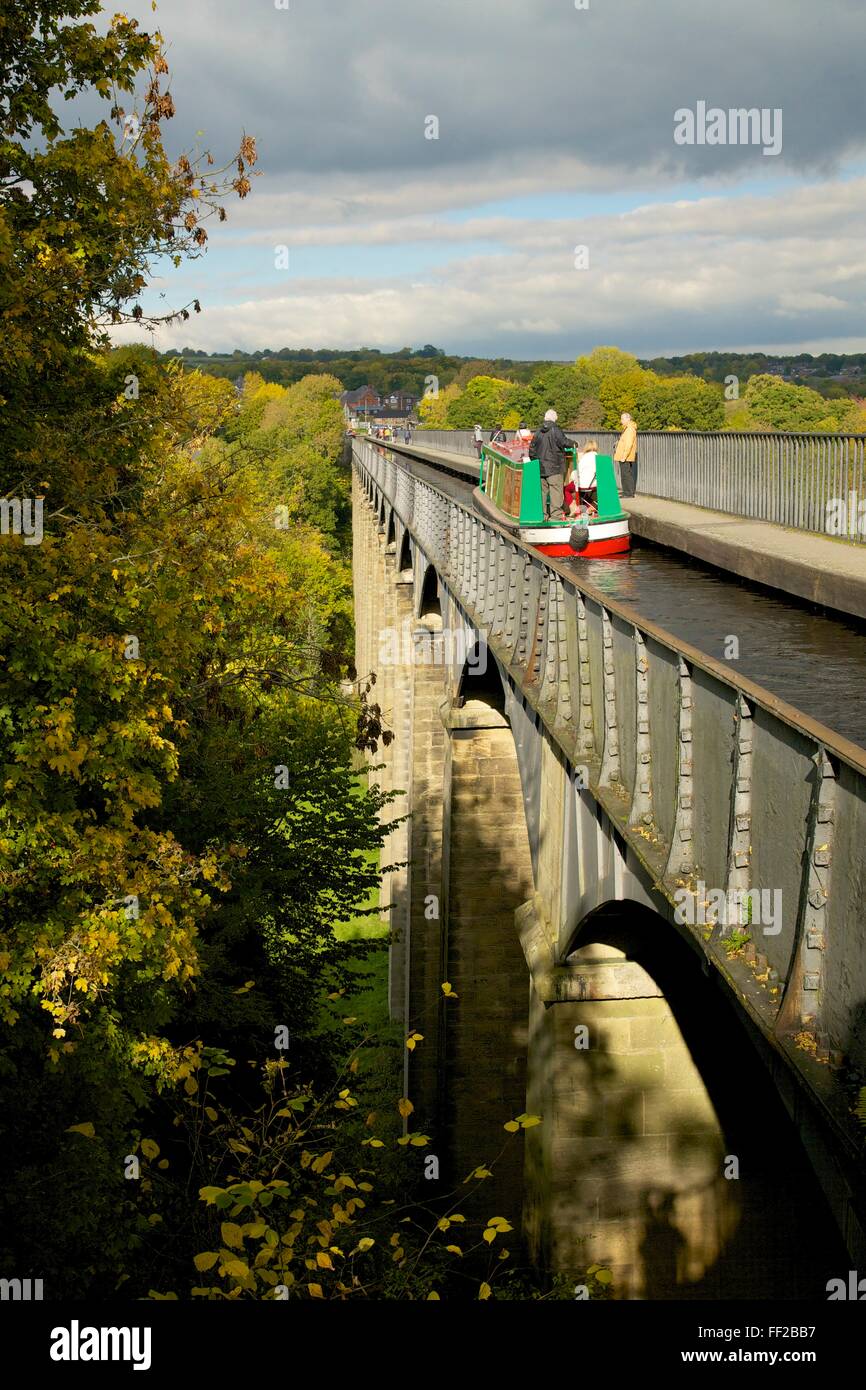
xmin=340 ymin=385 xmax=380 ymax=412
xmin=340 ymin=385 xmax=417 ymax=422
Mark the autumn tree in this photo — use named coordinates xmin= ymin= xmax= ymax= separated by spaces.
xmin=445 ymin=375 xmax=515 ymax=428
xmin=744 ymin=375 xmax=855 ymax=432
xmin=0 ymin=3 xmax=392 ymax=1297
xmin=417 ymin=381 xmax=462 ymax=429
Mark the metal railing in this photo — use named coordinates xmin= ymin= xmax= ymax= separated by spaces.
xmin=413 ymin=427 xmax=866 ymax=542
xmin=353 ymin=434 xmax=866 ymax=1065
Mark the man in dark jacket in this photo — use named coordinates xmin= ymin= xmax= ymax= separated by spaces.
xmin=529 ymin=409 xmax=570 ymax=517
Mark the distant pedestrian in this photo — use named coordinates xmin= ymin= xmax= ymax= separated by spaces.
xmin=403 ymin=425 xmax=411 ymax=443
xmin=474 ymin=423 xmax=483 ymax=457
xmin=529 ymin=409 xmax=570 ymax=518
xmin=614 ymin=412 xmax=638 ymax=497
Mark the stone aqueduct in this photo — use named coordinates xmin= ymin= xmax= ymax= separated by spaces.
xmin=351 ymin=437 xmax=866 ymax=1298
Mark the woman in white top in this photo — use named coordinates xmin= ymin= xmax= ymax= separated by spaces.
xmin=567 ymin=441 xmax=599 ymax=516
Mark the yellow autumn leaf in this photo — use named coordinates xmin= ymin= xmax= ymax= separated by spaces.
xmin=220 ymin=1222 xmax=244 ymax=1250
xmin=397 ymin=1097 xmax=414 ymax=1119
xmin=445 ymin=1244 xmax=462 ymax=1256
xmin=66 ymin=1122 xmax=96 ymax=1138
xmin=479 ymin=1282 xmax=492 ymax=1300
xmin=193 ymin=1252 xmax=219 ymax=1272
xmin=427 ymin=1291 xmax=440 ymax=1300
xmin=140 ymin=1138 xmax=159 ymax=1161
xmin=316 ymin=1251 xmax=333 ymax=1270
xmin=356 ymin=1238 xmax=375 ymax=1252
xmin=308 ymin=1283 xmax=324 ymax=1299
xmin=221 ymin=1258 xmax=250 ymax=1281
xmin=503 ymin=1120 xmax=520 ymax=1133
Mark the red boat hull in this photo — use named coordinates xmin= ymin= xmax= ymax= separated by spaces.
xmin=534 ymin=534 xmax=631 ymax=559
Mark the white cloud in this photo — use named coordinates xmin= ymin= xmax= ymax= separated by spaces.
xmin=114 ymin=174 xmax=866 ymax=356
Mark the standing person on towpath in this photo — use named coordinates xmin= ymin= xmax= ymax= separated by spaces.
xmin=529 ymin=409 xmax=570 ymax=518
xmin=473 ymin=422 xmax=483 ymax=457
xmin=614 ymin=411 xmax=638 ymax=497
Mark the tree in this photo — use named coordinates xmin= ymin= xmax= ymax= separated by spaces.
xmin=521 ymin=364 xmax=595 ymax=428
xmin=598 ymin=367 xmax=655 ymax=427
xmin=417 ymin=381 xmax=461 ymax=429
xmin=635 ymin=375 xmax=724 ymax=431
xmin=744 ymin=375 xmax=851 ymax=431
xmin=0 ymin=3 xmax=394 ymax=1298
xmin=575 ymin=347 xmax=640 ymax=394
xmin=446 ymin=375 xmax=514 ymax=428
xmin=571 ymin=396 xmax=605 ymax=430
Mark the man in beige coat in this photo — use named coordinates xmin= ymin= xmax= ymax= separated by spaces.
xmin=614 ymin=412 xmax=638 ymax=497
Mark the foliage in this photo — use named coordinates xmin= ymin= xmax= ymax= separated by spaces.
xmin=598 ymin=367 xmax=656 ymax=427
xmin=132 ymin=1031 xmax=569 ymax=1302
xmin=572 ymin=395 xmax=606 ymax=430
xmin=575 ymin=346 xmax=641 ymax=393
xmin=0 ymin=1 xmax=395 ymax=1299
xmin=446 ymin=375 xmax=515 ymax=429
xmin=744 ymin=375 xmax=855 ymax=432
xmin=635 ymin=375 xmax=725 ymax=431
xmin=417 ymin=381 xmax=462 ymax=429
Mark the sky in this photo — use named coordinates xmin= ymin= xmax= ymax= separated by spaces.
xmin=103 ymin=0 xmax=866 ymax=360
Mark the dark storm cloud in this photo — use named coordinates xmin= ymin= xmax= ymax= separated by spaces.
xmin=128 ymin=0 xmax=866 ymax=188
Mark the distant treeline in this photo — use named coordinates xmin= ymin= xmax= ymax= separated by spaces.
xmin=165 ymin=345 xmax=541 ymax=395
xmin=166 ymin=345 xmax=866 ymax=403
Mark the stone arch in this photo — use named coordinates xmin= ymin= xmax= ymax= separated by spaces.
xmin=526 ymin=899 xmax=850 ymax=1299
xmin=396 ymin=525 xmax=412 ymax=577
xmin=454 ymin=637 xmax=502 ymax=712
xmin=385 ymin=507 xmax=396 ymax=548
xmin=416 ymin=562 xmax=442 ymax=622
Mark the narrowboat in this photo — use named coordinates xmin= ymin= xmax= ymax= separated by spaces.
xmin=472 ymin=439 xmax=630 ymax=558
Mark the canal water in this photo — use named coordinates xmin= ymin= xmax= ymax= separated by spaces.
xmin=394 ymin=449 xmax=866 ymax=752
